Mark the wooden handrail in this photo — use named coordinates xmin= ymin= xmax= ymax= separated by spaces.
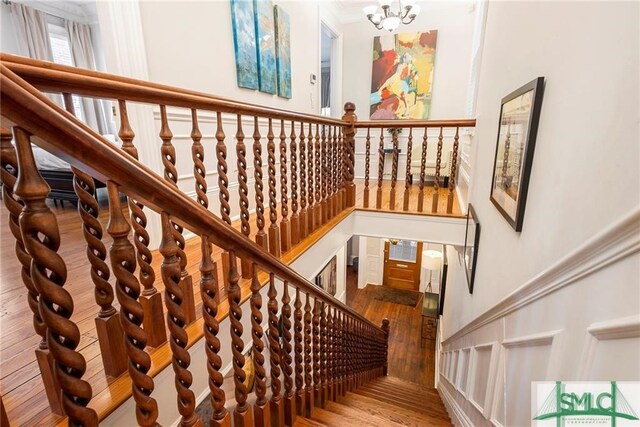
xmin=0 ymin=53 xmax=346 ymax=126
xmin=354 ymin=118 xmax=477 ymax=128
xmin=0 ymin=63 xmax=380 ymax=332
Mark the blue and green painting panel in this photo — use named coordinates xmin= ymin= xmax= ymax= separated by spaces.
xmin=230 ymin=0 xmax=258 ymax=90
xmin=274 ymin=5 xmax=292 ymax=99
xmin=254 ymin=0 xmax=277 ymax=94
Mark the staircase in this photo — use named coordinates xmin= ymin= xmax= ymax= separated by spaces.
xmin=295 ymin=376 xmax=451 ymax=426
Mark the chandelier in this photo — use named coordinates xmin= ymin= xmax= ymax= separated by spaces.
xmin=363 ymin=0 xmax=421 ymax=32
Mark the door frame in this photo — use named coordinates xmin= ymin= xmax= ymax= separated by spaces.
xmin=382 ymin=240 xmax=423 ymax=291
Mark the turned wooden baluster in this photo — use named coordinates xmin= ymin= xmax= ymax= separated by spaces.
xmin=403 ymin=128 xmax=414 ymax=211
xmin=199 ymin=237 xmax=231 ymax=427
xmin=267 ymin=119 xmax=281 ymax=257
xmin=319 ymin=302 xmax=328 ymax=407
xmin=382 ymin=318 xmax=390 ymax=376
xmin=216 ymin=111 xmax=233 ymax=297
xmin=376 ymin=128 xmax=385 ymax=209
xmin=118 ymin=100 xmax=166 ymax=347
xmin=62 ymin=94 xmax=127 ymax=377
xmin=417 ymin=128 xmax=428 ymax=212
xmin=306 ymin=123 xmax=315 ymax=233
xmin=342 ymin=103 xmax=357 ymax=207
xmin=326 ymin=127 xmax=333 ymax=219
xmin=336 ymin=128 xmax=343 ymax=211
xmin=253 ymin=117 xmax=268 ymax=250
xmin=236 ymin=115 xmax=253 ymax=279
xmin=293 ymin=288 xmax=305 ymax=417
xmin=312 ymin=298 xmax=322 ymax=407
xmin=159 ymin=212 xmax=200 ymax=427
xmin=279 ymin=120 xmax=291 ymax=252
xmin=298 ymin=123 xmax=308 ymax=240
xmin=389 ymin=128 xmax=399 ymax=210
xmin=327 ymin=306 xmax=335 ymax=402
xmin=191 ymin=109 xmax=208 ymax=208
xmin=249 ymin=264 xmax=269 ymax=427
xmin=160 ymin=105 xmax=196 ymax=325
xmin=313 ymin=124 xmax=322 ymax=228
xmin=338 ymin=311 xmax=346 ymax=397
xmin=447 ymin=127 xmax=460 ymax=214
xmin=1 ymin=129 xmax=66 ymax=415
xmin=226 ymin=251 xmax=253 ymax=426
xmin=331 ymin=126 xmax=338 ymax=218
xmin=303 ymin=292 xmax=314 ymax=416
xmin=268 ymin=273 xmax=284 ymax=425
xmin=106 ymin=181 xmax=158 ymax=426
xmin=14 ymin=129 xmax=98 ymax=425
xmin=281 ymin=283 xmax=295 ymax=426
xmin=344 ymin=316 xmax=352 ymax=392
xmin=363 ymin=128 xmax=371 ymax=207
xmin=321 ymin=126 xmax=329 ymax=223
xmin=289 ymin=122 xmax=300 ymax=246
xmin=432 ymin=127 xmax=444 ymax=213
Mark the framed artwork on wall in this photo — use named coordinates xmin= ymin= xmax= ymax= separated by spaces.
xmin=464 ymin=204 xmax=480 ymax=294
xmin=314 ymin=256 xmax=337 ymax=296
xmin=489 ymin=77 xmax=545 ymax=231
xmin=253 ymin=0 xmax=277 ymax=94
xmin=274 ymin=5 xmax=292 ymax=99
xmin=230 ymin=0 xmax=259 ymax=90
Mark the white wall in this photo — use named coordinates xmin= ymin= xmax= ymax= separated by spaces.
xmin=438 ymin=1 xmax=640 ymax=425
xmin=342 ymin=1 xmax=476 ymax=120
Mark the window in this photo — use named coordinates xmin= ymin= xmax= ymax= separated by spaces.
xmin=388 ymin=240 xmax=418 ymax=262
xmin=47 ymin=19 xmax=84 ymax=121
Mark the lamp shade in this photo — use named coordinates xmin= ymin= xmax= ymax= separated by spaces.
xmin=422 ymin=250 xmax=442 ymax=271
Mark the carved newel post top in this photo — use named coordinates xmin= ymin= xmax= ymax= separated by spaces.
xmin=381 ymin=318 xmax=390 ymax=335
xmin=342 ymin=102 xmax=357 ymax=122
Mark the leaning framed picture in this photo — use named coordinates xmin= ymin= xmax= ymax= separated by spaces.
xmin=489 ymin=77 xmax=545 ymax=231
xmin=464 ymin=204 xmax=480 ymax=294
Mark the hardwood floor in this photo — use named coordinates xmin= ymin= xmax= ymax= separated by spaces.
xmin=0 ymin=179 xmax=453 ymax=426
xmin=346 ymin=271 xmax=437 ymax=388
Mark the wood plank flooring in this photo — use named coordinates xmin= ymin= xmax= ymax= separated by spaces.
xmin=0 ymin=180 xmax=455 ymax=426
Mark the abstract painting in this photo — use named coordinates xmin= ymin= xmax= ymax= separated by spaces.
xmin=370 ymin=30 xmax=438 ymax=120
xmin=490 ymin=77 xmax=545 ymax=231
xmin=274 ymin=5 xmax=292 ymax=99
xmin=230 ymin=0 xmax=259 ymax=90
xmin=254 ymin=0 xmax=277 ymax=94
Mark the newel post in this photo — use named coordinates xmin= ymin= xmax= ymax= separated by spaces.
xmin=342 ymin=102 xmax=357 ymax=207
xmin=381 ymin=318 xmax=390 ymax=376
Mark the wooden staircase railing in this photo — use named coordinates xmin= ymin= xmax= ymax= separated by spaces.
xmin=0 ymin=56 xmax=389 ymax=427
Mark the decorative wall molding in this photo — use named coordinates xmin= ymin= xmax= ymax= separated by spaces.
xmin=443 ymin=208 xmax=640 ymax=345
xmin=501 ymin=329 xmax=562 ymax=348
xmin=439 ymin=379 xmax=476 ymax=427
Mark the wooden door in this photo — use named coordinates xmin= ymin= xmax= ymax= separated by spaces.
xmin=383 ymin=240 xmax=422 ymax=291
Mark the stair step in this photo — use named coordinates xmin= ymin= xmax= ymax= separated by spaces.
xmin=294 ymin=417 xmax=328 ymax=427
xmin=310 ymin=405 xmax=403 ymax=427
xmin=340 ymin=392 xmax=451 ymax=427
xmin=352 ymin=388 xmax=449 ymax=418
xmin=324 ymin=400 xmax=409 ymax=427
xmin=360 ymin=383 xmax=445 ymax=409
xmin=371 ymin=376 xmax=440 ymax=395
xmin=363 ymin=380 xmax=441 ymax=399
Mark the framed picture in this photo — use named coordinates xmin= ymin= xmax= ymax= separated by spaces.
xmin=274 ymin=5 xmax=292 ymax=99
xmin=438 ymin=247 xmax=448 ymax=316
xmin=315 ymin=256 xmax=337 ymax=296
xmin=464 ymin=204 xmax=480 ymax=294
xmin=230 ymin=0 xmax=259 ymax=90
xmin=489 ymin=77 xmax=545 ymax=231
xmin=254 ymin=0 xmax=277 ymax=94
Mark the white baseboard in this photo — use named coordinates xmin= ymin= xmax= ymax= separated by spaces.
xmin=438 ymin=379 xmax=474 ymax=427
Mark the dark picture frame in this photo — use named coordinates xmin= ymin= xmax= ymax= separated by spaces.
xmin=464 ymin=204 xmax=480 ymax=294
xmin=438 ymin=247 xmax=448 ymax=316
xmin=314 ymin=256 xmax=337 ymax=296
xmin=489 ymin=77 xmax=545 ymax=231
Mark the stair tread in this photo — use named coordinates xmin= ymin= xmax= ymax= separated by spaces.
xmin=352 ymin=388 xmax=449 ymax=417
xmin=359 ymin=385 xmax=445 ymax=408
xmin=294 ymin=417 xmax=328 ymax=427
xmin=339 ymin=392 xmax=452 ymax=427
xmin=310 ymin=405 xmax=404 ymax=427
xmin=363 ymin=380 xmax=442 ymax=398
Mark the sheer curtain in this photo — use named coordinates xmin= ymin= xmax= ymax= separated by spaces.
xmin=10 ymin=2 xmax=52 ymax=60
xmin=66 ymin=21 xmax=114 ymax=135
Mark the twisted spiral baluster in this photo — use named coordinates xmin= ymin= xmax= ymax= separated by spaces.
xmin=268 ymin=273 xmax=284 ymax=425
xmin=159 ymin=212 xmax=200 ymax=427
xmin=281 ymin=282 xmax=295 ymax=425
xmin=403 ymin=128 xmax=414 ymax=211
xmin=106 ymin=182 xmax=158 ymax=426
xmin=236 ymin=115 xmax=252 ymax=279
xmin=447 ymin=127 xmax=460 ymax=213
xmin=376 ymin=128 xmax=385 ymax=209
xmin=363 ymin=128 xmax=371 ymax=207
xmin=191 ymin=109 xmax=208 ymax=208
xmin=253 ymin=117 xmax=268 ymax=249
xmin=199 ymin=237 xmax=230 ymax=426
xmin=216 ymin=111 xmax=231 ymax=225
xmin=418 ymin=128 xmax=428 ymax=212
xmin=289 ymin=121 xmax=299 ymax=245
xmin=279 ymin=120 xmax=290 ymax=252
xmin=267 ymin=119 xmax=280 ymax=256
xmin=314 ymin=123 xmax=321 ymax=227
xmin=298 ymin=122 xmax=307 ymax=239
xmin=118 ymin=100 xmax=165 ymax=347
xmin=294 ymin=288 xmax=305 ymax=415
xmin=250 ymin=263 xmax=269 ymax=426
xmin=303 ymin=292 xmax=314 ymax=416
xmin=14 ymin=129 xmax=98 ymax=426
xmin=390 ymin=128 xmax=399 ymax=209
xmin=306 ymin=122 xmax=314 ymax=231
xmin=321 ymin=126 xmax=328 ymax=223
xmin=432 ymin=126 xmax=444 ymax=213
xmin=312 ymin=298 xmax=321 ymax=407
xmin=327 ymin=306 xmax=335 ymax=401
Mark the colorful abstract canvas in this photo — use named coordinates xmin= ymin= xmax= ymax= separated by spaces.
xmin=230 ymin=0 xmax=259 ymax=90
xmin=254 ymin=0 xmax=277 ymax=94
xmin=370 ymin=30 xmax=438 ymax=120
xmin=274 ymin=5 xmax=292 ymax=99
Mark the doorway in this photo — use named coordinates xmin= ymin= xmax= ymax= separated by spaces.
xmin=383 ymin=240 xmax=423 ymax=291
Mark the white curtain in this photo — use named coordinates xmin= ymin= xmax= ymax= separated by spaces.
xmin=10 ymin=2 xmax=52 ymax=60
xmin=66 ymin=20 xmax=114 ymax=135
